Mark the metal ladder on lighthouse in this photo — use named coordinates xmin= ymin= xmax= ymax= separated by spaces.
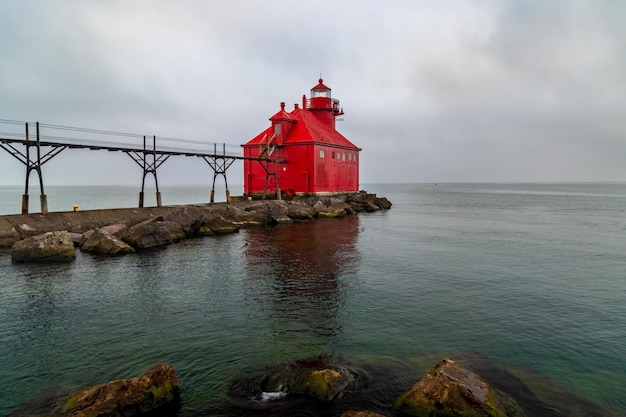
xmin=258 ymin=133 xmax=281 ymax=199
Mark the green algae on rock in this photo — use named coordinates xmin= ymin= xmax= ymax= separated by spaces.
xmin=7 ymin=364 xmax=180 ymax=417
xmin=395 ymin=359 xmax=526 ymax=417
xmin=61 ymin=364 xmax=180 ymax=417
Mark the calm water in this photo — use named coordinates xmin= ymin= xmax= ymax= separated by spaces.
xmin=0 ymin=184 xmax=232 ymax=215
xmin=1 ymin=183 xmax=625 ymax=416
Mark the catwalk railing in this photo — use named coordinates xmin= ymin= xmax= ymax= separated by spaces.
xmin=0 ymin=119 xmax=280 ymax=214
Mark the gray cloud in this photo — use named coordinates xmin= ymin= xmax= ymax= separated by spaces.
xmin=1 ymin=0 xmax=625 ymax=187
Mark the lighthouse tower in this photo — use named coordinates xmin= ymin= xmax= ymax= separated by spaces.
xmin=242 ymin=79 xmax=360 ymax=197
xmin=306 ymin=78 xmax=344 ymax=128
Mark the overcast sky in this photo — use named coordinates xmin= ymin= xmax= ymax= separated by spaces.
xmin=1 ymin=0 xmax=625 ymax=188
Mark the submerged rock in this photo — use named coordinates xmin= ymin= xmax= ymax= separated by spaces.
xmin=10 ymin=230 xmax=76 ymax=263
xmin=395 ymin=358 xmax=526 ymax=417
xmin=229 ymin=356 xmax=367 ymax=409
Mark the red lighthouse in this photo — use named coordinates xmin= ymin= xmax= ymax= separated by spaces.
xmin=242 ymin=79 xmax=360 ymax=197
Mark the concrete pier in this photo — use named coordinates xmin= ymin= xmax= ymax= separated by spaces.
xmin=0 ymin=193 xmax=391 ymax=249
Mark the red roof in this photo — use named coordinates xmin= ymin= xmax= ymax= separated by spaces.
xmin=269 ymin=102 xmax=296 ymax=122
xmin=269 ymin=108 xmax=296 ymax=122
xmin=244 ymin=107 xmax=359 ymax=149
xmin=288 ymin=108 xmax=357 ymax=148
xmin=311 ymin=78 xmax=330 ymax=91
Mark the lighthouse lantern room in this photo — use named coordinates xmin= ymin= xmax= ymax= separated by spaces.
xmin=242 ymin=79 xmax=360 ymax=197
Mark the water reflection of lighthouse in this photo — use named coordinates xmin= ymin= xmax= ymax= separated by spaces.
xmin=242 ymin=215 xmax=361 ymax=357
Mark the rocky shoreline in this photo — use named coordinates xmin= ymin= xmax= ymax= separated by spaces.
xmin=9 ymin=354 xmax=612 ymax=417
xmin=4 ymin=357 xmax=530 ymax=417
xmin=0 ymin=192 xmax=392 ymax=260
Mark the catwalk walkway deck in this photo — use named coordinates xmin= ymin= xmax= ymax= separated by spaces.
xmin=0 ymin=119 xmax=283 ymax=213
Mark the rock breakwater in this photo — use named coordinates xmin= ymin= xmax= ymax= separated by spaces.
xmin=1 ymin=193 xmax=392 ymax=261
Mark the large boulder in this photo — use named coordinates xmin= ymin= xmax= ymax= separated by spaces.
xmin=80 ymin=228 xmax=135 ymax=255
xmin=374 ymin=197 xmax=392 ymax=210
xmin=8 ymin=364 xmax=180 ymax=417
xmin=266 ymin=200 xmax=294 ymax=224
xmin=315 ymin=199 xmax=351 ymax=218
xmin=287 ymin=201 xmax=317 ymax=221
xmin=0 ymin=226 xmax=20 ymax=248
xmin=395 ymin=359 xmax=526 ymax=417
xmin=119 ymin=216 xmax=185 ymax=248
xmin=235 ymin=203 xmax=273 ymax=226
xmin=242 ymin=200 xmax=293 ymax=225
xmin=11 ymin=230 xmax=76 ymax=263
xmin=364 ymin=202 xmax=382 ymax=212
xmin=162 ymin=206 xmax=205 ymax=236
xmin=61 ymin=364 xmax=180 ymax=417
xmin=200 ymin=215 xmax=240 ymax=234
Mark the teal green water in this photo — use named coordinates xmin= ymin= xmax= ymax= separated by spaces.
xmin=1 ymin=183 xmax=625 ymax=416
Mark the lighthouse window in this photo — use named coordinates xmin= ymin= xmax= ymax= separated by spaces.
xmin=320 ymin=150 xmax=325 ymax=158
xmin=274 ymin=124 xmax=281 ymax=135
xmin=312 ymin=89 xmax=330 ymax=98
xmin=342 ymin=152 xmax=346 ymax=161
xmin=331 ymin=151 xmax=335 ymax=159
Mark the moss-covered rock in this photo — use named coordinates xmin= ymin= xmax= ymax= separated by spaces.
xmin=198 ymin=225 xmax=215 ymax=236
xmin=395 ymin=359 xmax=526 ymax=417
xmin=201 ymin=215 xmax=240 ymax=234
xmin=229 ymin=356 xmax=367 ymax=408
xmin=7 ymin=364 xmax=180 ymax=417
xmin=317 ymin=210 xmax=347 ymax=218
xmin=61 ymin=364 xmax=180 ymax=417
xmin=306 ymin=368 xmax=349 ymax=401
